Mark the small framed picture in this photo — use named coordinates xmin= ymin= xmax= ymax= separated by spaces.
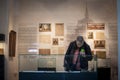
xmin=52 ymin=38 xmax=58 ymax=45
xmin=94 ymin=40 xmax=105 ymax=49
xmin=39 ymin=49 xmax=50 ymax=55
xmin=87 ymin=32 xmax=93 ymax=39
xmin=39 ymin=23 xmax=51 ymax=32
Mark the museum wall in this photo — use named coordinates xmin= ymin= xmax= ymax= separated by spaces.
xmin=7 ymin=0 xmax=118 ymax=80
xmin=0 ymin=0 xmax=10 ymax=80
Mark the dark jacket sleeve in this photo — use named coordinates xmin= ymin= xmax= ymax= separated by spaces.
xmin=64 ymin=42 xmax=73 ymax=70
xmin=85 ymin=44 xmax=92 ymax=61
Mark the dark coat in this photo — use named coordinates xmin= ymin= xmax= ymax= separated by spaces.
xmin=64 ymin=41 xmax=92 ymax=71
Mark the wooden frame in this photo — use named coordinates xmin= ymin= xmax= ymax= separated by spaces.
xmin=9 ymin=30 xmax=16 ymax=57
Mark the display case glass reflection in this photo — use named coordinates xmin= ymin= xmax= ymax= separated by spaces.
xmin=38 ymin=57 xmax=56 ymax=71
xmin=19 ymin=54 xmax=97 ymax=72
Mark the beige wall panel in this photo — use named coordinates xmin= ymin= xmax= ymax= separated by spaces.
xmin=39 ymin=35 xmax=51 ymax=44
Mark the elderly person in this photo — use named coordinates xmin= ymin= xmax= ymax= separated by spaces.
xmin=64 ymin=36 xmax=92 ymax=71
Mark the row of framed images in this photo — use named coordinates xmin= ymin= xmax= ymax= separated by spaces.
xmin=87 ymin=23 xmax=106 ymax=49
xmin=38 ymin=48 xmax=106 ymax=59
xmin=39 ymin=23 xmax=64 ymax=36
xmin=38 ymin=23 xmax=107 ymax=59
xmin=87 ymin=31 xmax=105 ymax=39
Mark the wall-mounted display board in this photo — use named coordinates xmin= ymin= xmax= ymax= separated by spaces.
xmin=38 ymin=23 xmax=65 ymax=55
xmin=86 ymin=23 xmax=107 ymax=59
xmin=87 ymin=23 xmax=105 ymax=30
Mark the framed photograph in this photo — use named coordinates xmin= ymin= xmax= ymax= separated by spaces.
xmin=87 ymin=23 xmax=105 ymax=30
xmin=96 ymin=51 xmax=106 ymax=59
xmin=94 ymin=40 xmax=105 ymax=49
xmin=87 ymin=32 xmax=93 ymax=39
xmin=55 ymin=23 xmax=64 ymax=36
xmin=52 ymin=38 xmax=58 ymax=45
xmin=39 ymin=23 xmax=51 ymax=32
xmin=39 ymin=49 xmax=51 ymax=55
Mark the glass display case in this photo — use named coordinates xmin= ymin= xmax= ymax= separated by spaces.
xmin=19 ymin=54 xmax=98 ymax=80
xmin=19 ymin=54 xmax=97 ymax=72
